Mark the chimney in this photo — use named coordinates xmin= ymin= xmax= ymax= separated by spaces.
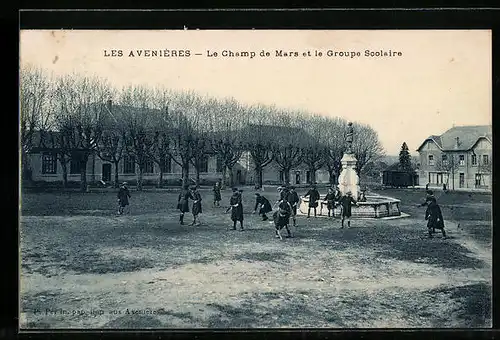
xmin=106 ymin=99 xmax=112 ymax=112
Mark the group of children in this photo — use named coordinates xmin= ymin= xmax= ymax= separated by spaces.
xmin=116 ymin=181 xmax=446 ymax=239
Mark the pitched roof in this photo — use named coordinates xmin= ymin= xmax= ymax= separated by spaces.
xmin=383 ymin=162 xmax=417 ymax=172
xmin=416 ymin=125 xmax=492 ymax=152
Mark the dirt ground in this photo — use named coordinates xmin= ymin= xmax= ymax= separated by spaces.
xmin=19 ymin=186 xmax=492 ymax=329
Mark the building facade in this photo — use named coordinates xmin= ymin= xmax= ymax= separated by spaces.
xmin=416 ymin=125 xmax=492 ymax=190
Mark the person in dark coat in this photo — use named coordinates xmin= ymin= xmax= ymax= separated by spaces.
xmin=117 ymin=182 xmax=131 ymax=215
xmin=190 ymin=186 xmax=202 ymax=226
xmin=286 ymin=186 xmax=300 ymax=227
xmin=338 ymin=191 xmax=357 ymax=228
xmin=418 ymin=190 xmax=438 ymax=233
xmin=253 ymin=193 xmax=272 ymax=221
xmin=228 ymin=187 xmax=244 ymax=230
xmin=279 ymin=186 xmax=290 ymax=201
xmin=177 ymin=184 xmax=191 ymax=225
xmin=273 ymin=199 xmax=293 ymax=239
xmin=323 ymin=187 xmax=337 ymax=218
xmin=213 ymin=181 xmax=222 ymax=207
xmin=425 ymin=199 xmax=446 ymax=238
xmin=304 ymin=184 xmax=320 ymax=218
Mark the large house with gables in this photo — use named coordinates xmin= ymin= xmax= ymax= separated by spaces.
xmin=416 ymin=125 xmax=492 ymax=190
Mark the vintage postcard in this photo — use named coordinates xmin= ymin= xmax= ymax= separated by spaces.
xmin=19 ymin=29 xmax=492 ymax=329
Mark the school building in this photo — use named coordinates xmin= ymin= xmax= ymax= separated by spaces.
xmin=416 ymin=125 xmax=492 ymax=190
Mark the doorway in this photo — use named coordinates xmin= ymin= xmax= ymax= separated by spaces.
xmin=102 ymin=164 xmax=111 ymax=182
xmin=459 ymin=173 xmax=465 ymax=188
xmin=295 ymin=171 xmax=301 ymax=184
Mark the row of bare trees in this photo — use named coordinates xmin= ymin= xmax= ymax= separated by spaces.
xmin=20 ymin=64 xmax=385 ymax=192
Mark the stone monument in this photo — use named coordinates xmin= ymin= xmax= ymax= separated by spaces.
xmin=338 ymin=122 xmax=361 ymax=200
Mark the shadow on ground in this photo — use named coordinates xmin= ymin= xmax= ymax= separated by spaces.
xmin=311 ymin=222 xmax=485 ymax=270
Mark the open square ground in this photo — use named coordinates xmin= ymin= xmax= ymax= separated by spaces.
xmin=19 ymin=187 xmax=492 ymax=328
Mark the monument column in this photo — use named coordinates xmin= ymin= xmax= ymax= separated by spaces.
xmin=338 ymin=122 xmax=360 ymax=199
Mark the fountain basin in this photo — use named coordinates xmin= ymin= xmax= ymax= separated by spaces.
xmin=298 ymin=194 xmax=401 ymax=218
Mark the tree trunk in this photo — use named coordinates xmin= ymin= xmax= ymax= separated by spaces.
xmin=284 ymin=168 xmax=291 ymax=185
xmin=254 ymin=166 xmax=263 ymax=189
xmin=91 ymin=153 xmax=96 ymax=183
xmin=158 ymin=170 xmax=164 ymax=188
xmin=228 ymin=166 xmax=234 ymax=188
xmin=80 ymin=154 xmax=89 ymax=192
xmin=114 ymin=161 xmax=119 ymax=188
xmin=60 ymin=160 xmax=68 ymax=189
xmin=137 ymin=166 xmax=144 ymax=191
xmin=181 ymin=161 xmax=190 ymax=188
xmin=221 ymin=166 xmax=228 ymax=190
xmin=309 ymin=167 xmax=317 ymax=184
xmin=195 ymin=168 xmax=200 ymax=186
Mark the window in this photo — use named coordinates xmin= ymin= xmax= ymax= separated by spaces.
xmin=472 ymin=154 xmax=477 ymax=166
xmin=42 ymin=153 xmax=57 ymax=174
xmin=70 ymin=158 xmax=81 ymax=174
xmin=144 ymin=159 xmax=154 ymax=174
xmin=459 ymin=173 xmax=465 ymax=187
xmin=161 ymin=157 xmax=172 ymax=173
xmin=459 ymin=155 xmax=465 ymax=166
xmin=475 ymin=174 xmax=482 ymax=186
xmin=199 ymin=157 xmax=208 ymax=173
xmin=482 ymin=155 xmax=489 ymax=165
xmin=441 ymin=154 xmax=448 ymax=166
xmin=216 ymin=156 xmax=224 ymax=172
xmin=123 ymin=155 xmax=135 ymax=174
xmin=428 ymin=155 xmax=434 ymax=166
xmin=279 ymin=171 xmax=284 ymax=182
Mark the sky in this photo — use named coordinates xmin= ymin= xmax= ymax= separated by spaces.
xmin=19 ymin=30 xmax=492 ymax=155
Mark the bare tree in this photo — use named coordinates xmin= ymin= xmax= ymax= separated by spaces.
xmin=271 ymin=111 xmax=304 ymax=185
xmin=53 ymin=73 xmax=111 ymax=191
xmin=20 ymin=64 xmax=55 ymax=181
xmin=210 ymin=97 xmax=245 ymax=189
xmin=95 ymin=98 xmax=126 ymax=188
xmin=322 ymin=117 xmax=346 ymax=185
xmin=118 ymin=85 xmax=156 ymax=191
xmin=244 ymin=104 xmax=277 ymax=189
xmin=165 ymin=90 xmax=200 ymax=188
xmin=435 ymin=153 xmax=460 ymax=190
xmin=189 ymin=96 xmax=217 ymax=186
xmin=351 ymin=123 xmax=385 ymax=175
xmin=301 ymin=114 xmax=326 ymax=184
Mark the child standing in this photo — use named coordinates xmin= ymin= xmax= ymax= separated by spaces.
xmin=213 ymin=181 xmax=221 ymax=207
xmin=117 ymin=182 xmax=131 ymax=215
xmin=338 ymin=191 xmax=357 ymax=228
xmin=177 ymin=184 xmax=191 ymax=225
xmin=190 ymin=186 xmax=202 ymax=226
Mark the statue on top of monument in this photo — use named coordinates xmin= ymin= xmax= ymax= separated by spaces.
xmin=346 ymin=121 xmax=354 ymax=154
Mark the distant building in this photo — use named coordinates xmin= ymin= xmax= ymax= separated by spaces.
xmin=416 ymin=125 xmax=492 ymax=190
xmin=382 ymin=163 xmax=418 ymax=188
xmin=23 ymin=104 xmax=331 ymax=187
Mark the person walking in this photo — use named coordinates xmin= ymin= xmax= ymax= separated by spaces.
xmin=273 ymin=198 xmax=293 ymax=239
xmin=177 ymin=184 xmax=191 ymax=225
xmin=323 ymin=187 xmax=337 ymax=218
xmin=286 ymin=186 xmax=300 ymax=227
xmin=338 ymin=191 xmax=357 ymax=228
xmin=213 ymin=181 xmax=222 ymax=207
xmin=189 ymin=186 xmax=202 ymax=226
xmin=425 ymin=198 xmax=446 ymax=238
xmin=228 ymin=187 xmax=244 ymax=231
xmin=117 ymin=182 xmax=131 ymax=215
xmin=304 ymin=184 xmax=320 ymax=218
xmin=253 ymin=193 xmax=272 ymax=221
